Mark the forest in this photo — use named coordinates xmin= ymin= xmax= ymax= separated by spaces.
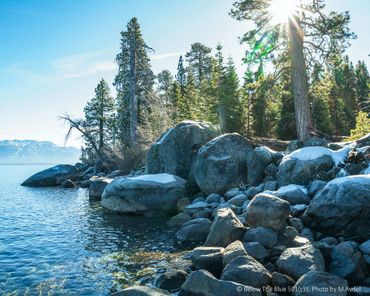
xmin=62 ymin=0 xmax=370 ymax=170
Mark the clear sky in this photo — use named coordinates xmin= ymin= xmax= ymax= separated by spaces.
xmin=0 ymin=0 xmax=369 ymax=147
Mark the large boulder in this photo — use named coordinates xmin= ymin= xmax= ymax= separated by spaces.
xmin=204 ymin=208 xmax=245 ymax=247
xmin=179 ymin=270 xmax=262 ymax=296
xmin=292 ymin=271 xmax=348 ymax=296
xmin=246 ymin=193 xmax=290 ymax=232
xmin=277 ymin=155 xmax=334 ymax=186
xmin=89 ymin=177 xmax=112 ymax=201
xmin=101 ymin=174 xmax=186 ymax=217
xmin=304 ymin=175 xmax=370 ymax=240
xmin=146 ymin=121 xmax=219 ymax=181
xmin=277 ymin=146 xmax=351 ymax=186
xmin=21 ymin=164 xmax=78 ymax=187
xmin=276 ymin=244 xmax=325 ymax=280
xmin=193 ymin=133 xmax=264 ymax=195
xmin=221 ymin=255 xmax=272 ymax=288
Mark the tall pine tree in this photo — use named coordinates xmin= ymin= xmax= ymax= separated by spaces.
xmin=114 ymin=17 xmax=155 ymax=148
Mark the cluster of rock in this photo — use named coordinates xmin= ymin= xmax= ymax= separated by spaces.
xmin=22 ymin=121 xmax=370 ymax=295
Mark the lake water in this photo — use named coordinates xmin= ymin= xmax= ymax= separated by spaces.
xmin=0 ymin=165 xmax=183 ymax=295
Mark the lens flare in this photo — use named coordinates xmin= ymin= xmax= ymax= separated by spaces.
xmin=269 ymin=0 xmax=300 ymax=25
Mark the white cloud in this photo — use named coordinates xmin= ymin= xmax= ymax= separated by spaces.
xmin=150 ymin=52 xmax=184 ymax=61
xmin=4 ymin=51 xmax=184 ymax=82
xmin=3 ymin=51 xmax=117 ymax=82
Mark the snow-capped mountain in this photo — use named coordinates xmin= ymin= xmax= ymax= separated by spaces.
xmin=0 ymin=140 xmax=81 ymax=164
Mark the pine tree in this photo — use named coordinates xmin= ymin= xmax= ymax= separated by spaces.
xmin=176 ymin=56 xmax=187 ymax=97
xmin=83 ymin=79 xmax=115 ymax=153
xmin=185 ymin=42 xmax=212 ymax=85
xmin=355 ymin=61 xmax=370 ymax=113
xmin=309 ymin=66 xmax=334 ymax=135
xmin=219 ymin=58 xmax=243 ymax=133
xmin=156 ymin=69 xmax=174 ymax=106
xmin=347 ymin=111 xmax=370 ymax=140
xmin=114 ymin=17 xmax=155 ymax=148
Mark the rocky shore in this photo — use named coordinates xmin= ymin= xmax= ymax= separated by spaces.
xmin=22 ymin=121 xmax=370 ymax=296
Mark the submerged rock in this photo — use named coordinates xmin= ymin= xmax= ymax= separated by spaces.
xmin=22 ymin=164 xmax=78 ymax=187
xmin=146 ymin=121 xmax=219 ymax=181
xmin=193 ymin=133 xmax=263 ymax=195
xmin=101 ymin=174 xmax=186 ymax=217
xmin=304 ymin=175 xmax=370 ymax=241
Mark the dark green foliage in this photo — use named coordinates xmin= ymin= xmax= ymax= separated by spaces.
xmin=83 ymin=79 xmax=115 ymax=152
xmin=156 ymin=69 xmax=174 ymax=106
xmin=219 ymin=58 xmax=243 ymax=133
xmin=354 ymin=61 xmax=370 ymax=113
xmin=185 ymin=42 xmax=213 ymax=85
xmin=114 ymin=17 xmax=155 ymax=147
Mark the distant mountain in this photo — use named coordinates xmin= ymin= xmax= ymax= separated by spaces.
xmin=0 ymin=140 xmax=81 ymax=164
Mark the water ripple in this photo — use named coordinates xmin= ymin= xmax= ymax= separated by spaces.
xmin=0 ymin=165 xmax=185 ymax=295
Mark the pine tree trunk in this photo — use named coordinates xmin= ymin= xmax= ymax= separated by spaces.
xmin=99 ymin=120 xmax=104 ymax=150
xmin=129 ymin=38 xmax=138 ymax=147
xmin=218 ymin=105 xmax=227 ymax=133
xmin=288 ymin=14 xmax=312 ymax=141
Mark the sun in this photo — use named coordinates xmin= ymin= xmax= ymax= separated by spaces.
xmin=269 ymin=0 xmax=300 ymax=25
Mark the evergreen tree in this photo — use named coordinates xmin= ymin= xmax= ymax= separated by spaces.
xmin=309 ymin=66 xmax=334 ymax=135
xmin=185 ymin=42 xmax=212 ymax=85
xmin=114 ymin=17 xmax=155 ymax=147
xmin=347 ymin=111 xmax=370 ymax=140
xmin=83 ymin=79 xmax=115 ymax=151
xmin=355 ymin=61 xmax=370 ymax=113
xmin=176 ymin=55 xmax=187 ymax=96
xmin=156 ymin=69 xmax=174 ymax=106
xmin=176 ymin=68 xmax=197 ymax=121
xmin=219 ymin=58 xmax=243 ymax=133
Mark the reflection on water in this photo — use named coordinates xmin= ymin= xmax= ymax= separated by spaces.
xmin=0 ymin=165 xmax=185 ymax=295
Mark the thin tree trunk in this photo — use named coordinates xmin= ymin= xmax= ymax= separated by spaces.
xmin=129 ymin=37 xmax=138 ymax=147
xmin=218 ymin=105 xmax=227 ymax=133
xmin=288 ymin=13 xmax=312 ymax=141
xmin=99 ymin=120 xmax=104 ymax=150
xmin=99 ymin=97 xmax=104 ymax=150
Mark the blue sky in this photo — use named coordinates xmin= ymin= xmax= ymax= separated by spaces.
xmin=0 ymin=0 xmax=369 ymax=147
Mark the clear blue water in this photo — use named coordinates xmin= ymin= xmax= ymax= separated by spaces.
xmin=0 ymin=165 xmax=181 ymax=296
